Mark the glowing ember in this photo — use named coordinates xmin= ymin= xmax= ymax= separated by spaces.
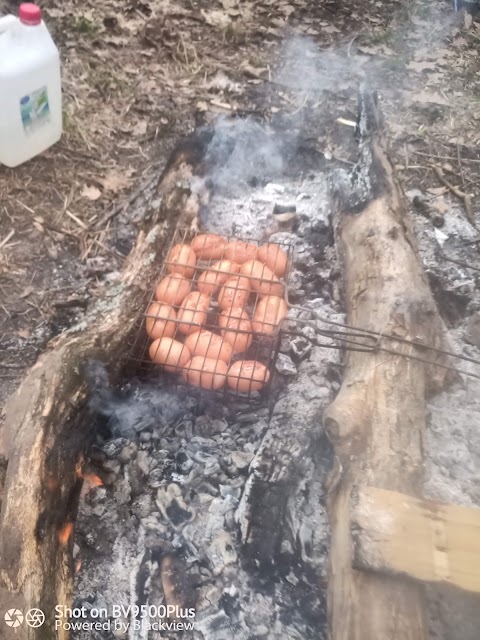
xmin=76 ymin=458 xmax=103 ymax=488
xmin=82 ymin=473 xmax=103 ymax=488
xmin=58 ymin=522 xmax=74 ymax=545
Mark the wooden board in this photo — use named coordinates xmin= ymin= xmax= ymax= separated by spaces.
xmin=352 ymin=486 xmax=480 ymax=594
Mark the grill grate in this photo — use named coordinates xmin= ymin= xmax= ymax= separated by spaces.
xmin=128 ymin=227 xmax=294 ymax=403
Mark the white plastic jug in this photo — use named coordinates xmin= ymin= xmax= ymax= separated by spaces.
xmin=0 ymin=3 xmax=62 ymax=167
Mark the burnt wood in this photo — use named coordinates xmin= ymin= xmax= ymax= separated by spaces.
xmin=0 ymin=132 xmax=212 ymax=640
xmin=324 ymin=88 xmax=451 ymax=640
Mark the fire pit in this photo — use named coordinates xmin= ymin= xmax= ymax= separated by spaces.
xmin=69 ymin=136 xmax=336 ymax=640
xmin=3 ymin=91 xmax=480 ymax=640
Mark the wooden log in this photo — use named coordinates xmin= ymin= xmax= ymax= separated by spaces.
xmin=325 ymin=89 xmax=450 ymax=640
xmin=351 ymin=486 xmax=480 ymax=595
xmin=0 ymin=132 xmax=212 ymax=640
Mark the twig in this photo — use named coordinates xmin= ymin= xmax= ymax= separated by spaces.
xmin=65 ymin=209 xmax=88 ymax=230
xmin=336 ymin=117 xmax=356 ymax=127
xmin=413 ymin=150 xmax=480 ymax=164
xmin=440 ymin=252 xmax=480 ymax=272
xmin=432 ymin=165 xmax=477 ymax=230
xmin=0 ymin=229 xmax=15 ymax=250
xmin=94 ymin=174 xmax=158 ymax=231
xmin=457 ymin=144 xmax=465 ymax=188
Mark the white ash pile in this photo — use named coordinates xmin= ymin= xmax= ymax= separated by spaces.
xmin=72 ymin=169 xmax=341 ymax=640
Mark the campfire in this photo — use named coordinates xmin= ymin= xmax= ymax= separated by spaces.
xmin=2 ymin=88 xmax=480 ymax=640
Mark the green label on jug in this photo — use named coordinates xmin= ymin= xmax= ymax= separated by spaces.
xmin=20 ymin=87 xmax=50 ymax=134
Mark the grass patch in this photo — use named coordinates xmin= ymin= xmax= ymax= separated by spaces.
xmin=71 ymin=16 xmax=99 ymax=35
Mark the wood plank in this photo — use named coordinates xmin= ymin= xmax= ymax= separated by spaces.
xmin=352 ymin=486 xmax=480 ymax=594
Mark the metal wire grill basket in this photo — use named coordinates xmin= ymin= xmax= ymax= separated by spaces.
xmin=128 ymin=228 xmax=294 ymax=403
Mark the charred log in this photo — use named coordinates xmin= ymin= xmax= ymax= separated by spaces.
xmin=0 ymin=131 xmax=212 ymax=640
xmin=324 ymin=88 xmax=451 ymax=640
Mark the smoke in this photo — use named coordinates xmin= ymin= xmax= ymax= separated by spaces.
xmin=84 ymin=360 xmax=194 ymax=439
xmin=189 ymin=0 xmax=462 ymax=206
xmin=200 ymin=117 xmax=286 ymax=194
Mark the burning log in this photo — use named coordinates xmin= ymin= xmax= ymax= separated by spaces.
xmin=0 ymin=132 xmax=212 ymax=640
xmin=324 ymin=88 xmax=451 ymax=640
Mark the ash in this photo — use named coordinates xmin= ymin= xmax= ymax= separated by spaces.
xmin=72 ymin=136 xmax=480 ymax=639
xmin=73 ymin=171 xmax=339 ymax=640
xmin=407 ymin=190 xmax=480 ymax=640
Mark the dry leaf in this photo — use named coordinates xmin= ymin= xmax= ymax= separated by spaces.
xmin=200 ymin=9 xmax=232 ymax=28
xmin=19 ymin=286 xmax=34 ymax=299
xmin=220 ymin=0 xmax=237 ymax=8
xmin=101 ymin=172 xmax=132 ymax=193
xmin=132 ymin=120 xmax=147 ymax=136
xmin=16 ymin=328 xmax=31 ymax=339
xmin=432 ymin=199 xmax=449 ymax=215
xmin=321 ymin=24 xmax=340 ymax=34
xmin=81 ymin=185 xmax=102 ymax=201
xmin=427 ymin=187 xmax=448 ymax=196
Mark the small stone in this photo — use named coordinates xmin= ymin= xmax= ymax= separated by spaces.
xmin=139 ymin=431 xmax=151 ymax=443
xmin=276 ymin=353 xmax=297 ymax=376
xmin=230 ymin=451 xmax=254 ymax=473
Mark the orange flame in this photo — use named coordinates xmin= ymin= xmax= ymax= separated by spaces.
xmin=58 ymin=522 xmax=74 ymax=545
xmin=82 ymin=473 xmax=103 ymax=488
xmin=76 ymin=458 xmax=103 ymax=488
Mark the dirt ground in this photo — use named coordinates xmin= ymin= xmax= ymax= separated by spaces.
xmin=1 ymin=0 xmax=480 ymax=407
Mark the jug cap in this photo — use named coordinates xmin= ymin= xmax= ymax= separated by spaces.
xmin=19 ymin=3 xmax=42 ymax=25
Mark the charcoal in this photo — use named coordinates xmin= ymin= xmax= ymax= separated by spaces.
xmin=118 ymin=442 xmax=137 ymax=463
xmin=276 ymin=353 xmax=297 ymax=376
xmin=290 ymin=336 xmax=313 ymax=360
xmin=230 ymin=451 xmax=254 ymax=473
xmin=102 ymin=438 xmax=128 ymax=459
xmin=208 ymin=531 xmax=238 ymax=575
